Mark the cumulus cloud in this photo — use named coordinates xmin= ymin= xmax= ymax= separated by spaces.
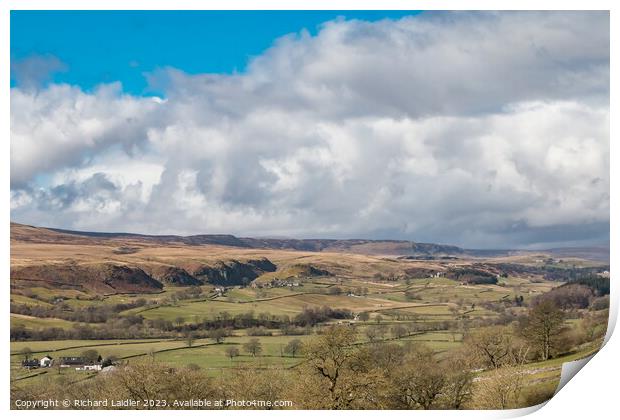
xmin=10 ymin=11 xmax=610 ymax=248
xmin=10 ymin=83 xmax=162 ymax=187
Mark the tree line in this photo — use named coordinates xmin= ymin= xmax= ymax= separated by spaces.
xmin=11 ymin=284 xmax=609 ymax=410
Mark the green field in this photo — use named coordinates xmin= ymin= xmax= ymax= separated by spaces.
xmin=11 ymin=314 xmax=79 ymax=330
xmin=127 ymin=291 xmax=411 ymax=321
xmin=10 ymin=267 xmax=608 ymax=409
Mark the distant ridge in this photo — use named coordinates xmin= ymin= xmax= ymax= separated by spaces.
xmin=8 ymin=222 xmax=536 ymax=258
xmin=547 ymin=247 xmax=610 ymax=263
xmin=41 ymin=224 xmax=473 ymax=255
xmin=10 ymin=222 xmax=608 ymax=295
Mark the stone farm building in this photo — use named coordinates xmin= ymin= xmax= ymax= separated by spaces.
xmin=59 ymin=356 xmax=103 ymax=371
xmin=59 ymin=357 xmax=88 ymax=367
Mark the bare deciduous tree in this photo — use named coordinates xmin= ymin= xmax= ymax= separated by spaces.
xmin=519 ymin=300 xmax=565 ymax=361
xmin=464 ymin=326 xmax=515 ymax=369
xmin=225 ymin=346 xmax=240 ymax=362
xmin=284 ymin=339 xmax=303 ymax=357
xmin=243 ymin=338 xmax=262 ymax=357
xmin=474 ymin=365 xmax=526 ymax=409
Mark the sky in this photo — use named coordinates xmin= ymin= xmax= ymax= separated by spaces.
xmin=9 ymin=11 xmax=610 ymax=249
xmin=10 ymin=11 xmax=419 ymax=94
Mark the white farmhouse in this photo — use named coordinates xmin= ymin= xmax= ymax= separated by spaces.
xmin=40 ymin=355 xmax=53 ymax=368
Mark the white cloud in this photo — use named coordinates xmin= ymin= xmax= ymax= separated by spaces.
xmin=10 ymin=83 xmax=162 ymax=187
xmin=10 ymin=11 xmax=609 ymax=248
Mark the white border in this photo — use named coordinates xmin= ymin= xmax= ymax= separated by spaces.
xmin=0 ymin=0 xmax=616 ymax=11
xmin=2 ymin=1 xmax=616 ymax=419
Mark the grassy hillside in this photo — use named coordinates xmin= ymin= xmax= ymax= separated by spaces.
xmin=9 ymin=223 xmax=610 ymax=409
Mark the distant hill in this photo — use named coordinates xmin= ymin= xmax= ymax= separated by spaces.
xmin=11 ymin=222 xmax=507 ymax=257
xmin=546 ymin=247 xmax=610 ymax=263
xmin=10 ymin=222 xmax=608 ymax=296
xmin=15 ymin=222 xmax=607 ymax=260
